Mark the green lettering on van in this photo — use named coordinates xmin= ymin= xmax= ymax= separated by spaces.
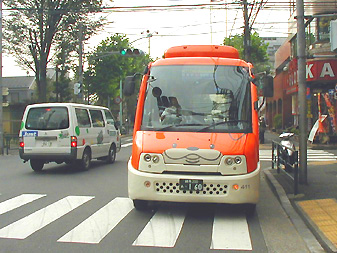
xmin=21 ymin=121 xmax=24 ymax=130
xmin=75 ymin=126 xmax=80 ymax=136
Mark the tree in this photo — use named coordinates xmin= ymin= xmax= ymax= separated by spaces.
xmin=3 ymin=0 xmax=106 ymax=102
xmin=224 ymin=32 xmax=271 ymax=74
xmin=84 ymin=34 xmax=151 ymax=113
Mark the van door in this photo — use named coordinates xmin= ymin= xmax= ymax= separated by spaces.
xmin=89 ymin=109 xmax=106 ymax=158
xmin=23 ymin=106 xmax=70 ymax=154
xmin=74 ymin=108 xmax=93 ymax=158
xmin=103 ymin=109 xmax=120 ymax=151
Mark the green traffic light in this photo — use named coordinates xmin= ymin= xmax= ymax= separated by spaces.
xmin=121 ymin=49 xmax=127 ymax=55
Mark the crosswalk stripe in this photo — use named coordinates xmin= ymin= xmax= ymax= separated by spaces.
xmin=133 ymin=206 xmax=187 ymax=248
xmin=259 ymin=149 xmax=337 ymax=161
xmin=211 ymin=210 xmax=252 ymax=250
xmin=121 ymin=143 xmax=132 ymax=148
xmin=58 ymin=197 xmax=134 ymax=244
xmin=0 ymin=196 xmax=93 ymax=239
xmin=0 ymin=194 xmax=46 ymax=215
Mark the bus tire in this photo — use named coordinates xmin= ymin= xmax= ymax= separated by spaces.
xmin=133 ymin=200 xmax=149 ymax=210
xmin=30 ymin=159 xmax=44 ymax=172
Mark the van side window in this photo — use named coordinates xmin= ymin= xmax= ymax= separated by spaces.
xmin=90 ymin=110 xmax=105 ymax=127
xmin=75 ymin=108 xmax=91 ymax=128
xmin=104 ymin=110 xmax=117 ymax=128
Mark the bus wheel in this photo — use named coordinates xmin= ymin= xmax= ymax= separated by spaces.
xmin=106 ymin=144 xmax=116 ymax=164
xmin=78 ymin=149 xmax=91 ymax=170
xmin=133 ymin=200 xmax=149 ymax=210
xmin=30 ymin=159 xmax=44 ymax=172
xmin=245 ymin=204 xmax=256 ymax=217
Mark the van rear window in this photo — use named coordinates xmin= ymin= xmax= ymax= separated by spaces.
xmin=26 ymin=107 xmax=69 ymax=130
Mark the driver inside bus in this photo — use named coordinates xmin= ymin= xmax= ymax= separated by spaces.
xmin=160 ymin=96 xmax=182 ymax=125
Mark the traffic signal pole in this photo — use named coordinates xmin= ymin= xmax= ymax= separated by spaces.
xmin=296 ymin=0 xmax=308 ymax=184
xmin=119 ymin=79 xmax=123 ymax=132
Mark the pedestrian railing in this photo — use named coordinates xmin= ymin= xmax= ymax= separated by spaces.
xmin=2 ymin=134 xmax=19 ymax=155
xmin=271 ymin=140 xmax=299 ymax=195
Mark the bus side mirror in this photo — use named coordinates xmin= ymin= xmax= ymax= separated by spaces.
xmin=124 ymin=76 xmax=135 ymax=96
xmin=262 ymin=75 xmax=274 ymax=97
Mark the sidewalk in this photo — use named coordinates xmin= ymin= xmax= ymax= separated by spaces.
xmin=263 ymin=130 xmax=337 ymax=252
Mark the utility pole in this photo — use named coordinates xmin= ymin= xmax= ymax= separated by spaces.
xmin=243 ymin=0 xmax=251 ymax=62
xmin=0 ymin=0 xmax=3 ymax=155
xmin=296 ymin=0 xmax=308 ymax=184
xmin=78 ymin=23 xmax=83 ymax=103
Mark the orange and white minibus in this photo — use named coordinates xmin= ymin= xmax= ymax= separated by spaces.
xmin=125 ymin=45 xmax=271 ymax=214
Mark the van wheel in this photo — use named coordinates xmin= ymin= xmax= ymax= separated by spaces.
xmin=30 ymin=159 xmax=44 ymax=172
xmin=78 ymin=149 xmax=91 ymax=170
xmin=133 ymin=200 xmax=149 ymax=211
xmin=106 ymin=145 xmax=116 ymax=164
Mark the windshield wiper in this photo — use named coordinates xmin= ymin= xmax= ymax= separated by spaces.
xmin=157 ymin=123 xmax=207 ymax=131
xmin=197 ymin=120 xmax=248 ymax=132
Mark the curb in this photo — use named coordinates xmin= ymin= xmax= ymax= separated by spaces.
xmin=264 ymin=168 xmax=326 ymax=253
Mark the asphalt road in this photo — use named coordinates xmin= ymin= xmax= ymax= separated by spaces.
xmin=0 ymin=138 xmax=315 ymax=253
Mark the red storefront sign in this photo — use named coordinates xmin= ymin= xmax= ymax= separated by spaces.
xmin=306 ymin=59 xmax=337 ymax=82
xmin=287 ymin=59 xmax=337 ymax=94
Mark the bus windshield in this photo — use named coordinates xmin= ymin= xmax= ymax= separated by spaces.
xmin=141 ymin=65 xmax=252 ymax=133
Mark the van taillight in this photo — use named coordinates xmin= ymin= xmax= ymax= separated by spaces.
xmin=71 ymin=136 xmax=77 ymax=147
xmin=19 ymin=138 xmax=25 ymax=148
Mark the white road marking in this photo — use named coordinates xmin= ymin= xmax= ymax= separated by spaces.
xmin=121 ymin=143 xmax=132 ymax=148
xmin=58 ymin=197 xmax=134 ymax=244
xmin=259 ymin=149 xmax=337 ymax=161
xmin=0 ymin=196 xmax=93 ymax=239
xmin=0 ymin=194 xmax=46 ymax=215
xmin=211 ymin=210 xmax=252 ymax=250
xmin=133 ymin=207 xmax=187 ymax=248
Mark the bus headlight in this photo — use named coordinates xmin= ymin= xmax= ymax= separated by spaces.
xmin=234 ymin=156 xmax=242 ymax=164
xmin=225 ymin=157 xmax=233 ymax=165
xmin=144 ymin=154 xmax=152 ymax=162
xmin=152 ymin=155 xmax=160 ymax=163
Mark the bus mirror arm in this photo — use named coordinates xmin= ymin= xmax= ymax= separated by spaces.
xmin=255 ymin=97 xmax=265 ymax=111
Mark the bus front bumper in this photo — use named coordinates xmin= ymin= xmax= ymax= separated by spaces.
xmin=128 ymin=159 xmax=260 ymax=204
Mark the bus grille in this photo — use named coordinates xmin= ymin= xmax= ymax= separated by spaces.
xmin=155 ymin=182 xmax=228 ymax=195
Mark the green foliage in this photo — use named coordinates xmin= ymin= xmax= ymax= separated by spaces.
xmin=84 ymin=34 xmax=151 ymax=114
xmin=223 ymin=32 xmax=271 ymax=74
xmin=273 ymin=114 xmax=282 ymax=130
xmin=3 ymin=0 xmax=105 ymax=102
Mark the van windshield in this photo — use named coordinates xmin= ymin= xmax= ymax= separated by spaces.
xmin=26 ymin=107 xmax=69 ymax=130
xmin=141 ymin=65 xmax=252 ymax=133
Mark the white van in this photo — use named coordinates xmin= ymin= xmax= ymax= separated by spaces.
xmin=19 ymin=103 xmax=121 ymax=172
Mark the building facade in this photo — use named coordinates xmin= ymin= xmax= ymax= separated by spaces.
xmin=268 ymin=5 xmax=337 ymax=143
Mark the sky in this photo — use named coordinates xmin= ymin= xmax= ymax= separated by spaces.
xmin=2 ymin=0 xmax=291 ymax=77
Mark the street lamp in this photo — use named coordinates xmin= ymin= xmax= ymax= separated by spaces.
xmin=141 ymin=30 xmax=158 ymax=55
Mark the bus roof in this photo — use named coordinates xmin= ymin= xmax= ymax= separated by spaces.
xmin=164 ymin=45 xmax=239 ymax=59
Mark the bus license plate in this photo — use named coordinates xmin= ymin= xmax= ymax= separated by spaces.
xmin=179 ymin=179 xmax=203 ymax=191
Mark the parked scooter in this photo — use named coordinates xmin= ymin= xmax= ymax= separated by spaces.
xmin=279 ymin=132 xmax=296 ymax=172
